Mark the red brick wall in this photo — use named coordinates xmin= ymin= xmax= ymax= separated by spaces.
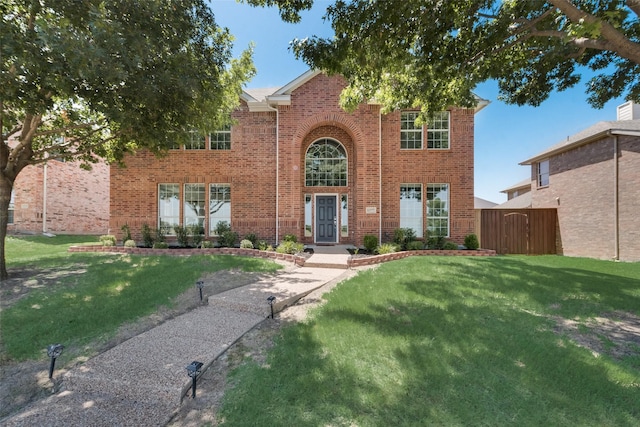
xmin=9 ymin=159 xmax=109 ymax=235
xmin=110 ymin=73 xmax=477 ymax=246
xmin=531 ymin=135 xmax=640 ymax=261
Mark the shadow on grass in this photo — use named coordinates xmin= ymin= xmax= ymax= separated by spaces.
xmin=219 ymin=256 xmax=640 ymax=425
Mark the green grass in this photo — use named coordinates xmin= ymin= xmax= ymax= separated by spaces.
xmin=6 ymin=234 xmax=98 ymax=266
xmin=1 ymin=236 xmax=282 ymax=361
xmin=219 ymin=256 xmax=640 ymax=426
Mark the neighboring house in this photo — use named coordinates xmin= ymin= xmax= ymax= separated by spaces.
xmin=110 ymin=70 xmax=488 ymax=245
xmin=8 ymin=155 xmax=109 ymax=235
xmin=494 ymin=179 xmax=532 ymax=209
xmin=519 ymin=101 xmax=640 ymax=261
xmin=500 ymin=178 xmax=531 ymax=201
xmin=474 ymin=197 xmax=497 ymax=209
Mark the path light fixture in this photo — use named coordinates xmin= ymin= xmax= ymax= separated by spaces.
xmin=186 ymin=361 xmax=204 ymax=398
xmin=196 ymin=280 xmax=204 ymax=302
xmin=267 ymin=295 xmax=276 ymax=319
xmin=47 ymin=344 xmax=64 ymax=379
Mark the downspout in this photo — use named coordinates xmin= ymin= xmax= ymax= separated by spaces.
xmin=42 ymin=155 xmax=48 ymax=233
xmin=379 ymin=107 xmax=382 ymax=243
xmin=613 ymin=133 xmax=619 ymax=260
xmin=266 ymin=101 xmax=280 ymax=245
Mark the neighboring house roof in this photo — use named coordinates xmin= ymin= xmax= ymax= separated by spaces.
xmin=474 ymin=196 xmax=498 ymax=209
xmin=493 ymin=192 xmax=532 ymax=209
xmin=241 ymin=69 xmax=490 ymax=113
xmin=520 ymin=119 xmax=640 ymax=165
xmin=500 ymin=178 xmax=530 ymax=194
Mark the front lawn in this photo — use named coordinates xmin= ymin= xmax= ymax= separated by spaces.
xmin=219 ymin=256 xmax=640 ymax=426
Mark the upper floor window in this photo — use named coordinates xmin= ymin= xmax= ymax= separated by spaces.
xmin=427 ymin=111 xmax=450 ymax=149
xmin=211 ymin=124 xmax=231 ymax=150
xmin=537 ymin=160 xmax=549 ymax=187
xmin=400 ymin=111 xmax=422 ymax=149
xmin=305 ymin=138 xmax=347 ymax=187
xmin=185 ymin=132 xmax=206 ymax=150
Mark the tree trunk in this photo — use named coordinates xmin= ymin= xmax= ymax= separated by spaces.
xmin=0 ymin=175 xmax=13 ymax=281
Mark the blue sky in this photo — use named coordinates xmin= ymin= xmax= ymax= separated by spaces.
xmin=211 ymin=0 xmax=625 ymax=203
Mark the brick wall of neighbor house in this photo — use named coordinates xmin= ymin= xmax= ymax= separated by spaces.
xmin=110 ymin=72 xmax=477 ymax=245
xmin=531 ymin=136 xmax=618 ymax=260
xmin=9 ymin=159 xmax=109 ymax=234
xmin=617 ymin=135 xmax=640 ymax=261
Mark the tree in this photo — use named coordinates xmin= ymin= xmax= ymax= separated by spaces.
xmin=247 ymin=0 xmax=640 ymax=113
xmin=0 ymin=0 xmax=255 ymax=280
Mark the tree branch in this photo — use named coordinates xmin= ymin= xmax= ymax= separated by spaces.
xmin=627 ymin=0 xmax=640 ymax=17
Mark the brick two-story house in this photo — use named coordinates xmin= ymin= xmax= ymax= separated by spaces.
xmin=520 ymin=101 xmax=640 ymax=261
xmin=110 ymin=70 xmax=487 ymax=246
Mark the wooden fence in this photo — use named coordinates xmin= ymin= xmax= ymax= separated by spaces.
xmin=476 ymin=209 xmax=557 ymax=255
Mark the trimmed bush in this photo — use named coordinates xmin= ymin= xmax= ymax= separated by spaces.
xmin=443 ymin=241 xmax=458 ymax=250
xmin=124 ymin=239 xmax=136 ymax=248
xmin=214 ymin=221 xmax=231 ymax=236
xmin=121 ymin=224 xmax=132 ymax=244
xmin=464 ymin=234 xmax=480 ymax=250
xmin=427 ymin=235 xmax=446 ymax=250
xmin=141 ymin=223 xmax=154 ymax=248
xmin=201 ymin=240 xmax=213 ymax=248
xmin=406 ymin=240 xmax=425 ymax=251
xmin=188 ymin=225 xmax=204 ymax=248
xmin=99 ymin=235 xmax=116 ymax=246
xmin=363 ymin=235 xmax=378 ymax=253
xmin=174 ymin=225 xmax=189 ymax=247
xmin=219 ymin=230 xmax=239 ymax=248
xmin=377 ymin=243 xmax=399 ymax=254
xmin=257 ymin=240 xmax=269 ymax=251
xmin=283 ymin=234 xmax=297 ymax=243
xmin=240 ymin=239 xmax=254 ymax=249
xmin=276 ymin=241 xmax=304 ymax=254
xmin=153 ymin=242 xmax=168 ymax=249
xmin=244 ymin=233 xmax=258 ymax=246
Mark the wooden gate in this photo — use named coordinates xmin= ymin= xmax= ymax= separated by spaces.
xmin=479 ymin=209 xmax=557 ymax=255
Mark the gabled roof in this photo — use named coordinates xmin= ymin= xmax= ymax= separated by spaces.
xmin=520 ymin=119 xmax=640 ymax=165
xmin=500 ymin=178 xmax=530 ymax=194
xmin=474 ymin=196 xmax=498 ymax=209
xmin=493 ymin=192 xmax=532 ymax=209
xmin=242 ymin=69 xmax=490 ymax=113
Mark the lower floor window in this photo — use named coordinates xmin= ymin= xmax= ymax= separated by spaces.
xmin=209 ymin=184 xmax=231 ymax=235
xmin=427 ymin=183 xmax=449 ymax=237
xmin=400 ymin=184 xmax=423 ymax=237
xmin=184 ymin=184 xmax=205 ymax=232
xmin=159 ymin=184 xmax=180 ymax=234
xmin=8 ymin=190 xmax=15 ymax=224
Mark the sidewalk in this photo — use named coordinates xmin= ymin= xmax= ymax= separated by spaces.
xmin=2 ymin=247 xmax=353 ymax=427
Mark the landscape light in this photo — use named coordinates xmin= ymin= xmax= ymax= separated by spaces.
xmin=47 ymin=344 xmax=64 ymax=379
xmin=267 ymin=295 xmax=276 ymax=319
xmin=186 ymin=361 xmax=204 ymax=398
xmin=196 ymin=280 xmax=204 ymax=302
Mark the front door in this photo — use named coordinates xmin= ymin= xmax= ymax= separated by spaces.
xmin=316 ymin=195 xmax=337 ymax=243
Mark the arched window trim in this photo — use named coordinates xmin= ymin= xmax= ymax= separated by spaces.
xmin=305 ymin=138 xmax=348 ymax=187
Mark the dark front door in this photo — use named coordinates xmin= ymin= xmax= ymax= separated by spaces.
xmin=316 ymin=196 xmax=337 ymax=243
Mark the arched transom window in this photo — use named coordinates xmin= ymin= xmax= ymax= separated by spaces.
xmin=305 ymin=138 xmax=347 ymax=187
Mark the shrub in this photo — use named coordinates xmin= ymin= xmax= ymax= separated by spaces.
xmin=283 ymin=234 xmax=297 ymax=243
xmin=244 ymin=233 xmax=258 ymax=246
xmin=219 ymin=230 xmax=239 ymax=247
xmin=363 ymin=235 xmax=378 ymax=253
xmin=427 ymin=235 xmax=446 ymax=250
xmin=406 ymin=240 xmax=425 ymax=251
xmin=256 ymin=240 xmax=269 ymax=251
xmin=141 ymin=223 xmax=154 ymax=248
xmin=99 ymin=235 xmax=116 ymax=246
xmin=443 ymin=241 xmax=458 ymax=250
xmin=464 ymin=234 xmax=480 ymax=250
xmin=276 ymin=240 xmax=304 ymax=254
xmin=266 ymin=245 xmax=274 ymax=252
xmin=201 ymin=240 xmax=213 ymax=248
xmin=174 ymin=225 xmax=189 ymax=247
xmin=121 ymin=224 xmax=132 ymax=244
xmin=214 ymin=221 xmax=231 ymax=236
xmin=153 ymin=242 xmax=168 ymax=249
xmin=124 ymin=239 xmax=136 ymax=248
xmin=393 ymin=227 xmax=417 ymax=250
xmin=377 ymin=243 xmax=399 ymax=254
xmin=189 ymin=225 xmax=204 ymax=248
xmin=155 ymin=226 xmax=167 ymax=243
xmin=240 ymin=239 xmax=254 ymax=249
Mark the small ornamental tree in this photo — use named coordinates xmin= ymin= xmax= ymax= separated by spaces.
xmin=0 ymin=0 xmax=255 ymax=279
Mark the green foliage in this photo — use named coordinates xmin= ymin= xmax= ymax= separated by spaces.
xmin=276 ymin=241 xmax=304 ymax=254
xmin=155 ymin=227 xmax=167 ymax=244
xmin=240 ymin=239 xmax=254 ymax=249
xmin=256 ymin=240 xmax=269 ymax=251
xmin=124 ymin=239 xmax=136 ymax=248
xmin=214 ymin=221 xmax=232 ymax=237
xmin=99 ymin=235 xmax=116 ymax=246
xmin=393 ymin=227 xmax=417 ymax=250
xmin=363 ymin=235 xmax=378 ymax=253
xmin=219 ymin=230 xmax=239 ymax=248
xmin=406 ymin=240 xmax=425 ymax=251
xmin=464 ymin=234 xmax=480 ymax=250
xmin=174 ymin=226 xmax=190 ymax=247
xmin=283 ymin=234 xmax=298 ymax=243
xmin=188 ymin=225 xmax=204 ymax=248
xmin=141 ymin=224 xmax=154 ymax=248
xmin=427 ymin=235 xmax=447 ymax=250
xmin=257 ymin=0 xmax=640 ymax=114
xmin=153 ymin=242 xmax=169 ymax=249
xmin=443 ymin=241 xmax=459 ymax=250
xmin=377 ymin=243 xmax=399 ymax=254
xmin=201 ymin=240 xmax=213 ymax=249
xmin=244 ymin=233 xmax=258 ymax=246
xmin=121 ymin=224 xmax=132 ymax=244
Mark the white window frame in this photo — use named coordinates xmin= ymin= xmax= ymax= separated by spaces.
xmin=209 ymin=184 xmax=231 ymax=235
xmin=184 ymin=184 xmax=205 ymax=232
xmin=537 ymin=160 xmax=550 ymax=187
xmin=158 ymin=183 xmax=180 ymax=235
xmin=400 ymin=111 xmax=423 ymax=150
xmin=8 ymin=189 xmax=15 ymax=224
xmin=185 ymin=131 xmax=206 ymax=150
xmin=210 ymin=124 xmax=231 ymax=150
xmin=400 ymin=184 xmax=423 ymax=238
xmin=427 ymin=111 xmax=450 ymax=149
xmin=426 ymin=183 xmax=449 ymax=237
